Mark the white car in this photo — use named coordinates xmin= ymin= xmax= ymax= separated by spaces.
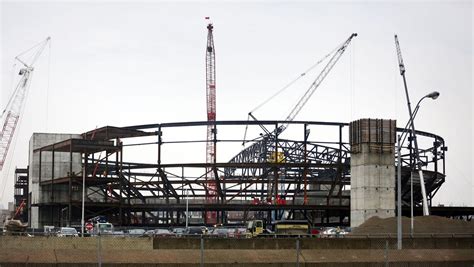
xmin=57 ymin=227 xmax=79 ymax=237
xmin=321 ymin=227 xmax=346 ymax=237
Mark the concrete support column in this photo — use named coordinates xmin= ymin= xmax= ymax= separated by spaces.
xmin=350 ymin=119 xmax=396 ymax=228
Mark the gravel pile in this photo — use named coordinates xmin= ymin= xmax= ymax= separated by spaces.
xmin=351 ymin=216 xmax=474 ymax=235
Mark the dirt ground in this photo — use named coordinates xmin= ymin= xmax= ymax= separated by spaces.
xmin=351 ymin=216 xmax=474 ymax=235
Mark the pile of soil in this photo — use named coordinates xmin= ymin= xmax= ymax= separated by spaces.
xmin=351 ymin=216 xmax=474 ymax=235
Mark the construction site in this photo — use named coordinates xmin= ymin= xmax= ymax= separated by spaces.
xmin=1 ymin=3 xmax=473 ymax=266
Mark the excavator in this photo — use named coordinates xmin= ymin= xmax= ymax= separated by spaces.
xmin=3 ymin=199 xmax=27 ymax=234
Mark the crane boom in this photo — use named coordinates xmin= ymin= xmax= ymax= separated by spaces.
xmin=277 ymin=33 xmax=357 ymax=135
xmin=395 ymin=35 xmax=405 ymax=75
xmin=205 ymin=20 xmax=218 ymax=224
xmin=394 ymin=34 xmax=429 ymax=216
xmin=0 ymin=37 xmax=50 ymax=171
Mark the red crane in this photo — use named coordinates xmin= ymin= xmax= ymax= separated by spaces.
xmin=205 ymin=19 xmax=217 ymax=224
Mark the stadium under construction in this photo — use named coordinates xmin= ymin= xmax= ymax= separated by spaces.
xmin=3 ymin=25 xmax=473 ymax=231
xmin=12 ymin=118 xmax=458 ymax=229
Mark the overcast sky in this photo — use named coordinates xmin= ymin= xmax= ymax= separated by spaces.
xmin=0 ymin=1 xmax=472 ymax=208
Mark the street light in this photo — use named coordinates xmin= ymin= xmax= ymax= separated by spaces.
xmin=401 ymin=91 xmax=440 ymax=143
xmin=186 ymin=189 xmax=189 ymax=229
xmin=397 ymin=91 xmax=439 ymax=249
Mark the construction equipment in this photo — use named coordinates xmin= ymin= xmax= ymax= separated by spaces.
xmin=0 ymin=37 xmax=50 ymax=171
xmin=247 ymin=33 xmax=357 ymax=138
xmin=273 ymin=220 xmax=309 ymax=235
xmin=236 ymin=33 xmax=357 ymax=217
xmin=394 ymin=35 xmax=430 ymax=216
xmin=246 ymin=219 xmax=264 ymax=237
xmin=13 ymin=198 xmax=26 ymax=219
xmin=87 ymin=215 xmax=114 ymax=235
xmin=205 ymin=18 xmax=218 ymax=224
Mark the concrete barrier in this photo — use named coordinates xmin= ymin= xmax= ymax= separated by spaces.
xmin=153 ymin=237 xmax=474 ymax=250
xmin=0 ymin=236 xmax=154 ymax=250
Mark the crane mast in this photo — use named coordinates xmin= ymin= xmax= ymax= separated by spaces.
xmin=0 ymin=37 xmax=50 ymax=171
xmin=205 ymin=21 xmax=217 ymax=223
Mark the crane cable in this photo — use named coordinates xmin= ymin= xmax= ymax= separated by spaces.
xmin=1 ymin=62 xmax=18 ymax=119
xmin=45 ymin=40 xmax=51 ymax=131
xmin=242 ymin=38 xmax=348 ymax=146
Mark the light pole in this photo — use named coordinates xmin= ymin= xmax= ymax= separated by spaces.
xmin=397 ymin=134 xmax=402 ymax=249
xmin=81 ymin=165 xmax=85 ymax=237
xmin=186 ymin=189 xmax=189 ymax=229
xmin=405 ymin=91 xmax=439 ymax=216
xmin=397 ymin=91 xmax=439 ymax=248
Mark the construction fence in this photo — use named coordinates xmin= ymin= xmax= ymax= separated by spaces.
xmin=1 ymin=235 xmax=473 ymax=266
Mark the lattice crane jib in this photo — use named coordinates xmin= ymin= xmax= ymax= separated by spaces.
xmin=0 ymin=37 xmax=50 ymax=171
xmin=277 ymin=33 xmax=357 ymax=135
xmin=205 ymin=21 xmax=218 ymax=221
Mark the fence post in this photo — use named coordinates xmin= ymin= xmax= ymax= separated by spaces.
xmin=296 ymin=237 xmax=300 ymax=267
xmin=200 ymin=235 xmax=204 ymax=267
xmin=97 ymin=234 xmax=102 ymax=267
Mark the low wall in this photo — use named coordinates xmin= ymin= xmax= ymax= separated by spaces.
xmin=1 ymin=236 xmax=473 ymax=251
xmin=153 ymin=237 xmax=474 ymax=250
xmin=0 ymin=236 xmax=473 ymax=266
xmin=0 ymin=236 xmax=153 ymax=250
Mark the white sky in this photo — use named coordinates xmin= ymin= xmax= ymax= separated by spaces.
xmin=0 ymin=1 xmax=472 ymax=208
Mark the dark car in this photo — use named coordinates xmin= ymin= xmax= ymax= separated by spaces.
xmin=186 ymin=226 xmax=207 ymax=235
xmin=211 ymin=228 xmax=229 ymax=237
xmin=153 ymin=229 xmax=173 ymax=237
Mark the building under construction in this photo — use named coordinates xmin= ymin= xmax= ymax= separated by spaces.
xmin=4 ymin=25 xmax=471 ymax=230
xmin=14 ymin=119 xmax=450 ymax=228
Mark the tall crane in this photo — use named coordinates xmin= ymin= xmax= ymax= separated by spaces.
xmin=0 ymin=37 xmax=50 ymax=171
xmin=205 ymin=19 xmax=217 ymax=223
xmin=277 ymin=33 xmax=357 ymax=135
xmin=394 ymin=35 xmax=430 ymax=216
xmin=247 ymin=33 xmax=357 ymax=137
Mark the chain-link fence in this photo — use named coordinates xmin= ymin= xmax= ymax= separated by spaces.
xmin=1 ymin=233 xmax=473 ymax=266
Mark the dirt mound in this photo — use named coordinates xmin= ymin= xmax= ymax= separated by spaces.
xmin=351 ymin=216 xmax=474 ymax=235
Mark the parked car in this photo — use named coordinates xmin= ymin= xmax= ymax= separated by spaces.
xmin=210 ymin=228 xmax=229 ymax=237
xmin=57 ymin=227 xmax=79 ymax=237
xmin=112 ymin=230 xmax=125 ymax=236
xmin=128 ymin=229 xmax=146 ymax=237
xmin=172 ymin=227 xmax=186 ymax=237
xmin=234 ymin=227 xmax=247 ymax=238
xmin=185 ymin=226 xmax=208 ymax=235
xmin=153 ymin=229 xmax=173 ymax=237
xmin=321 ymin=227 xmax=346 ymax=238
xmin=144 ymin=229 xmax=155 ymax=237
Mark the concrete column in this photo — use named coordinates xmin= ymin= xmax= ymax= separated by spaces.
xmin=350 ymin=119 xmax=396 ymax=228
xmin=28 ymin=133 xmax=81 ymax=228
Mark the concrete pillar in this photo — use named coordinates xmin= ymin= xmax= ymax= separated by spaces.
xmin=28 ymin=133 xmax=81 ymax=228
xmin=350 ymin=119 xmax=396 ymax=228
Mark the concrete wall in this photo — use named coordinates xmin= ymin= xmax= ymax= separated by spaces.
xmin=153 ymin=236 xmax=474 ymax=250
xmin=350 ymin=119 xmax=396 ymax=228
xmin=28 ymin=133 xmax=82 ymax=228
xmin=1 ymin=236 xmax=473 ymax=250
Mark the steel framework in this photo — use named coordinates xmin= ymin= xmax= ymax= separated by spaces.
xmin=28 ymin=120 xmax=447 ymax=227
